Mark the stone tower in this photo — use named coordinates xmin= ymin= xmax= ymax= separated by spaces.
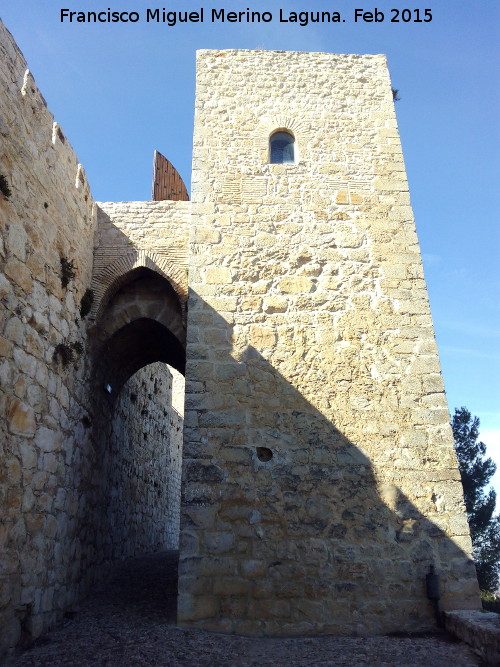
xmin=178 ymin=49 xmax=480 ymax=636
xmin=0 ymin=23 xmax=481 ymax=650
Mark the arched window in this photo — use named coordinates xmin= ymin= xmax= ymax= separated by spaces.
xmin=269 ymin=131 xmax=295 ymax=164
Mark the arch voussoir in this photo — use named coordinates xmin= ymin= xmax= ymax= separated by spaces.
xmin=90 ymin=249 xmax=188 ymax=326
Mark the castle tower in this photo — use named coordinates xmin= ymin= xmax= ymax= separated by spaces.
xmin=178 ymin=50 xmax=480 ymax=636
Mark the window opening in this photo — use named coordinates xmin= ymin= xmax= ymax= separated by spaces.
xmin=270 ymin=131 xmax=295 ymax=164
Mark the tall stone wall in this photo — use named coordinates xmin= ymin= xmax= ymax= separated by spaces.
xmin=0 ymin=19 xmax=96 ymax=648
xmin=98 ymin=362 xmax=184 ymax=556
xmin=0 ymin=17 xmax=481 ymax=651
xmin=0 ymin=21 xmax=188 ymax=654
xmin=178 ymin=49 xmax=480 ymax=636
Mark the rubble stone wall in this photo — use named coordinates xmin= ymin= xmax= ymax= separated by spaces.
xmin=178 ymin=49 xmax=480 ymax=636
xmin=101 ymin=362 xmax=184 ymax=556
xmin=0 ymin=19 xmax=96 ymax=648
xmin=0 ymin=16 xmax=481 ymax=652
xmin=0 ymin=20 xmax=187 ymax=653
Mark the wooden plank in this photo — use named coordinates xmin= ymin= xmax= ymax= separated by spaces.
xmin=152 ymin=150 xmax=189 ymax=201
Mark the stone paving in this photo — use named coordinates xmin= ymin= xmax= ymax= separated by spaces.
xmin=5 ymin=552 xmax=483 ymax=667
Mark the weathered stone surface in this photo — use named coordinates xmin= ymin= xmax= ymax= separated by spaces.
xmin=100 ymin=363 xmax=184 ymax=555
xmin=0 ymin=19 xmax=480 ymax=657
xmin=278 ymin=276 xmax=313 ymax=294
xmin=204 ymin=267 xmax=232 ymax=284
xmin=4 ymin=258 xmax=32 ymax=292
xmin=7 ymin=397 xmax=36 ymax=437
xmin=4 ymin=553 xmax=484 ymax=666
xmin=34 ymin=427 xmax=62 ymax=453
xmin=0 ymin=17 xmax=96 ymax=652
xmin=178 ymin=49 xmax=480 ymax=637
xmin=444 ymin=610 xmax=500 ymax=665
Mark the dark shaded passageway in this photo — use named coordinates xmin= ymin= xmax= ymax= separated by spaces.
xmin=82 ymin=264 xmax=187 ymax=585
xmin=92 ymin=551 xmax=179 ymax=624
xmin=10 ymin=554 xmax=481 ymax=667
xmin=13 ymin=551 xmax=179 ymax=665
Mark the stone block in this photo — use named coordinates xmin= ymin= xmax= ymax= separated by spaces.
xmin=213 ymin=577 xmax=250 ymax=596
xmin=178 ymin=594 xmax=219 ymax=622
xmin=204 ymin=267 xmax=232 ymax=284
xmin=443 ymin=611 xmax=499 ymax=665
xmin=263 ymin=296 xmax=288 ymax=313
xmin=205 ymin=532 xmax=234 ymax=554
xmin=35 ymin=426 xmax=62 ymax=453
xmin=214 ymin=362 xmax=246 ymax=380
xmin=4 ymin=458 xmax=21 ymax=485
xmin=7 ymin=397 xmax=36 ymax=437
xmin=278 ymin=276 xmax=313 ymax=294
xmin=255 ymin=599 xmax=291 ymax=619
xmin=4 ymin=318 xmax=24 ymax=346
xmin=4 ymin=258 xmax=32 ymax=292
xmin=0 ymin=335 xmax=13 ymax=359
xmin=249 ymin=325 xmax=276 ymax=349
xmin=194 ymin=228 xmax=221 ymax=244
xmin=240 ymin=560 xmax=267 ymax=580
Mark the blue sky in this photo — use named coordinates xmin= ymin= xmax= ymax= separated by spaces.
xmin=2 ymin=1 xmax=499 ymax=493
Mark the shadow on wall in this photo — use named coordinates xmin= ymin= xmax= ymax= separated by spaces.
xmin=74 ymin=217 xmax=187 ymax=589
xmin=178 ymin=292 xmax=480 ymax=636
xmin=56 ymin=207 xmax=479 ymax=637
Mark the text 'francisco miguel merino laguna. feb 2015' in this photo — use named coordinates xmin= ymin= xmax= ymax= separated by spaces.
xmin=59 ymin=8 xmax=433 ymax=26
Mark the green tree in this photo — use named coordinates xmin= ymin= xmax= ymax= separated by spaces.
xmin=452 ymin=407 xmax=500 ymax=591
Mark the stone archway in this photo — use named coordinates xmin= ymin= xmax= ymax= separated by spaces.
xmin=91 ymin=266 xmax=186 ymax=392
xmin=84 ymin=265 xmax=186 ymax=575
xmin=90 ymin=249 xmax=188 ymax=329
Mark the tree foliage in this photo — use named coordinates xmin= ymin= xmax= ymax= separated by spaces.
xmin=452 ymin=407 xmax=500 ymax=592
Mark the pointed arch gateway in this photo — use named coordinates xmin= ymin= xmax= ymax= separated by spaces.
xmin=91 ymin=265 xmax=186 ymax=392
xmin=90 ymin=249 xmax=187 ymax=326
xmin=86 ymin=260 xmax=187 ymax=569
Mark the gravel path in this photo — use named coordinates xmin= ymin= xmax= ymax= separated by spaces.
xmin=7 ymin=552 xmax=483 ymax=667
